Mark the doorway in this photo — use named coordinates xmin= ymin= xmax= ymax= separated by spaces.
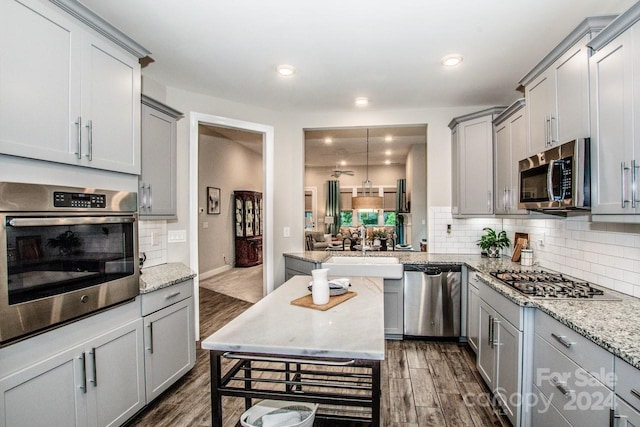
xmin=189 ymin=112 xmax=274 ymax=339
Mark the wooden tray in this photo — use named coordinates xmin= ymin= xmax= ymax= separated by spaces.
xmin=290 ymin=291 xmax=357 ymax=311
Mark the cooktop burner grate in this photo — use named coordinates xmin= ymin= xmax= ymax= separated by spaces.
xmin=489 ymin=269 xmax=619 ymax=300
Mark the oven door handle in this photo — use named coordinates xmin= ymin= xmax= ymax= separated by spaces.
xmin=7 ymin=216 xmax=136 ymax=227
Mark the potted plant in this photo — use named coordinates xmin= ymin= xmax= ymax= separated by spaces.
xmin=371 ymin=229 xmax=389 ymax=250
xmin=47 ymin=230 xmax=81 ymax=256
xmin=476 ymin=227 xmax=510 ymax=258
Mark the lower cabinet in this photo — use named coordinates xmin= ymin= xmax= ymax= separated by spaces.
xmin=0 ymin=317 xmax=145 ymax=427
xmin=475 ymin=277 xmax=531 ymax=427
xmin=140 ymin=280 xmax=196 ymax=403
xmin=612 ymin=357 xmax=640 ymax=426
xmin=284 ymin=256 xmax=320 ymax=282
xmin=383 ymin=278 xmax=403 ymax=339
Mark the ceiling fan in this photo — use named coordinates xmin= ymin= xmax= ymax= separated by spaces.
xmin=329 ymin=167 xmax=354 ymax=178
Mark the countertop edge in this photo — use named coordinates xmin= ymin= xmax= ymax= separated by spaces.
xmin=139 ymin=262 xmax=197 ymax=294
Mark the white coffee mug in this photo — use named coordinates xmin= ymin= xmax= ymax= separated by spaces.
xmin=311 ymin=268 xmax=330 ymax=305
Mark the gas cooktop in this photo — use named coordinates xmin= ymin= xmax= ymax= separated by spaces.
xmin=489 ymin=269 xmax=621 ymax=300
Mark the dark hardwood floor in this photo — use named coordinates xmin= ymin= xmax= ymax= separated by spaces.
xmin=126 ymin=287 xmax=510 ymax=427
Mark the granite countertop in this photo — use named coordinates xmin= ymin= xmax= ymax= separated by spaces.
xmin=202 ymin=275 xmax=385 ymax=360
xmin=139 ymin=262 xmax=197 ymax=294
xmin=284 ymin=251 xmax=640 ymax=370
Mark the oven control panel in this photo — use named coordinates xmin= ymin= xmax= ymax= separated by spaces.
xmin=53 ymin=191 xmax=106 ymax=208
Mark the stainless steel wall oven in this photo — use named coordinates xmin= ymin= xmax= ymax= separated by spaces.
xmin=0 ymin=182 xmax=139 ymax=345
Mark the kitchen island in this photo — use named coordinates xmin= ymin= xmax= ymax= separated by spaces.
xmin=201 ymin=274 xmax=385 ymax=426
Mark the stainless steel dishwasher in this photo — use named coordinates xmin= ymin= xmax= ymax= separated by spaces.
xmin=403 ymin=264 xmax=462 ymax=338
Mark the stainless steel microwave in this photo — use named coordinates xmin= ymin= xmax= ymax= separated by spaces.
xmin=518 ymin=139 xmax=590 ymax=212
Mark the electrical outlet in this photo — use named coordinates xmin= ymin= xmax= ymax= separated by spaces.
xmin=203 ymin=222 xmax=209 ymax=229
xmin=447 ymin=224 xmax=452 ymax=234
xmin=283 ymin=227 xmax=290 ymax=237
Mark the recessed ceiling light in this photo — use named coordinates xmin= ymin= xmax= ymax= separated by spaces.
xmin=355 ymin=97 xmax=369 ymax=107
xmin=385 ymin=150 xmax=391 ymax=156
xmin=385 ymin=136 xmax=393 ymax=142
xmin=385 ymin=160 xmax=391 ymax=165
xmin=324 ymin=137 xmax=332 ymax=144
xmin=441 ymin=54 xmax=463 ymax=67
xmin=276 ymin=64 xmax=296 ymax=76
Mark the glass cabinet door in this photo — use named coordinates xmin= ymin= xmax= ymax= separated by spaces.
xmin=245 ymin=198 xmax=254 ymax=237
xmin=235 ymin=197 xmax=243 ymax=237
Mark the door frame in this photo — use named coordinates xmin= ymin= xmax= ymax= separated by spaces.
xmin=189 ymin=112 xmax=274 ymax=338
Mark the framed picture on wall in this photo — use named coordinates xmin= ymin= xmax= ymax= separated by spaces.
xmin=207 ymin=187 xmax=220 ymax=214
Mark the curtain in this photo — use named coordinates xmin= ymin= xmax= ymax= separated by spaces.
xmin=326 ymin=180 xmax=341 ymax=235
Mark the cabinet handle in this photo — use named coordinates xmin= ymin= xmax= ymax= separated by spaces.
xmin=551 ymin=377 xmax=573 ymax=397
xmin=633 ymin=160 xmax=639 ymax=208
xmin=622 ymin=162 xmax=630 ymax=208
xmin=79 ymin=353 xmax=87 ymax=393
xmin=550 ymin=115 xmax=557 ymax=145
xmin=85 ymin=120 xmax=93 ymax=161
xmin=148 ymin=184 xmax=152 ymax=209
xmin=631 ymin=389 xmax=640 ymax=401
xmin=551 ymin=333 xmax=574 ymax=349
xmin=544 ymin=115 xmax=550 ymax=146
xmin=492 ymin=318 xmax=500 ymax=348
xmin=148 ymin=322 xmax=154 ymax=354
xmin=165 ymin=291 xmax=181 ymax=300
xmin=487 ymin=191 xmax=492 ymax=212
xmin=488 ymin=315 xmax=493 ymax=346
xmin=89 ymin=348 xmax=97 ymax=387
xmin=75 ymin=116 xmax=82 ymax=159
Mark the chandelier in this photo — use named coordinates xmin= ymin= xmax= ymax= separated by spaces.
xmin=351 ymin=129 xmax=383 ymax=210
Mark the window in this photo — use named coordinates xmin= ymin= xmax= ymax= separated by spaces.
xmin=384 ymin=211 xmax=396 ymax=225
xmin=304 ymin=212 xmax=313 ymax=229
xmin=340 ymin=210 xmax=353 ymax=226
xmin=358 ymin=211 xmax=379 ymax=225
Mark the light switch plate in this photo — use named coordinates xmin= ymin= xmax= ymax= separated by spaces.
xmin=168 ymin=230 xmax=187 ymax=243
xmin=283 ymin=227 xmax=290 ymax=237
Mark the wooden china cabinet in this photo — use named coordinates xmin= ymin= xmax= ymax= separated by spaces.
xmin=234 ymin=191 xmax=263 ymax=267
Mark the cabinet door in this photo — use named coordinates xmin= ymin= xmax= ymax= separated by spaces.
xmin=458 ymin=116 xmax=493 ymax=215
xmin=494 ymin=122 xmax=511 ymax=214
xmin=467 ymin=282 xmax=479 ymax=354
xmin=451 ymin=127 xmax=459 ymax=215
xmin=144 ymin=298 xmax=196 ymax=401
xmin=81 ymin=33 xmax=141 ymax=174
xmin=494 ymin=314 xmax=521 ymax=427
xmin=554 ymin=42 xmax=590 ymax=142
xmin=0 ymin=344 xmax=85 ymax=427
xmin=526 ymin=69 xmax=554 ymax=155
xmin=509 ymin=109 xmax=528 ymax=213
xmin=383 ymin=278 xmax=403 ymax=338
xmin=477 ymin=300 xmax=495 ymax=388
xmin=140 ymin=104 xmax=177 ymax=219
xmin=86 ymin=319 xmax=145 ymax=427
xmin=0 ymin=0 xmax=82 ymax=165
xmin=590 ymin=30 xmax=635 ymax=214
xmin=615 ymin=397 xmax=640 ymax=427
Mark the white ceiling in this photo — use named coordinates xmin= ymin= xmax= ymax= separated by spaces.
xmin=79 ymin=0 xmax=635 ymax=113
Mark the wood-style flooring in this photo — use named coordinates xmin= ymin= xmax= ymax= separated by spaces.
xmin=125 ymin=288 xmax=510 ymax=427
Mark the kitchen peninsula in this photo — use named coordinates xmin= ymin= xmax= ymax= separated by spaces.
xmin=201 ymin=275 xmax=384 ymax=426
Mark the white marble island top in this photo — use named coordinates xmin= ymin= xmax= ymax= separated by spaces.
xmin=201 ymin=275 xmax=385 ymax=361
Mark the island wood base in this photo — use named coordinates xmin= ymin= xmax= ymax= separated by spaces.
xmin=209 ymin=350 xmax=381 ymax=426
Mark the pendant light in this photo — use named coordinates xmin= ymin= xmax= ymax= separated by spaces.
xmin=352 ymin=129 xmax=383 ymax=210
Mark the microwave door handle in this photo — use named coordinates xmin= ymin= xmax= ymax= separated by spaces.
xmin=547 ymin=160 xmax=556 ymax=201
xmin=7 ymin=216 xmax=136 ymax=227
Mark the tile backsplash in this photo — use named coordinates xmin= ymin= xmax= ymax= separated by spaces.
xmin=429 ymin=207 xmax=640 ymax=298
xmin=138 ymin=220 xmax=167 ymax=268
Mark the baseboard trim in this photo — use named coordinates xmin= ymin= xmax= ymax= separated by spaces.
xmin=199 ymin=265 xmax=233 ymax=280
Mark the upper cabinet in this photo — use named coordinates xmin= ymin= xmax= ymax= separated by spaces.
xmin=520 ymin=16 xmax=616 ymax=156
xmin=588 ymin=4 xmax=640 ymax=219
xmin=450 ymin=107 xmax=505 ymax=217
xmin=139 ymin=96 xmax=183 ymax=219
xmin=493 ymin=99 xmax=528 ymax=215
xmin=0 ymin=0 xmax=149 ymax=175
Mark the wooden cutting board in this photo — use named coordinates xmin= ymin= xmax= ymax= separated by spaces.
xmin=511 ymin=237 xmax=528 ymax=262
xmin=291 ymin=291 xmax=357 ymax=311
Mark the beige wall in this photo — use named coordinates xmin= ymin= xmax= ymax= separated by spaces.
xmin=198 ymin=132 xmax=262 ymax=275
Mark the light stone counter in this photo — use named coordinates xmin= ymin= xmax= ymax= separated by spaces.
xmin=202 ymin=275 xmax=385 ymax=360
xmin=285 ymin=251 xmax=640 ymax=369
xmin=139 ymin=262 xmax=197 ymax=294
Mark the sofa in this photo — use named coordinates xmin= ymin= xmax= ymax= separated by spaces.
xmin=305 ymin=231 xmax=332 ymax=250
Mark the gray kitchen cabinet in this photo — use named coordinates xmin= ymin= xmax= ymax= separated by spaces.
xmin=383 ymin=278 xmax=403 ymax=339
xmin=466 ymin=270 xmax=480 ymax=354
xmin=520 ymin=17 xmax=615 ymax=156
xmin=449 ymin=107 xmax=505 ymax=217
xmin=532 ymin=310 xmax=614 ymax=427
xmin=589 ymin=6 xmax=640 ymax=219
xmin=140 ymin=96 xmax=183 ymax=219
xmin=475 ymin=276 xmax=531 ymax=427
xmin=0 ymin=0 xmax=148 ymax=175
xmin=612 ymin=357 xmax=640 ymax=426
xmin=284 ymin=256 xmax=320 ymax=282
xmin=0 ymin=317 xmax=145 ymax=427
xmin=141 ymin=280 xmax=196 ymax=402
xmin=493 ymin=99 xmax=528 ymax=215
